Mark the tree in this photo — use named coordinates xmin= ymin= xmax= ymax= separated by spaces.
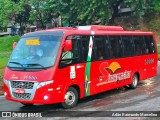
xmin=0 ymin=0 xmax=20 ymax=29
xmin=45 ymin=0 xmax=111 ymax=26
xmin=0 ymin=0 xmax=159 ymax=31
xmin=0 ymin=0 xmax=31 ymax=34
xmin=16 ymin=0 xmax=31 ymax=34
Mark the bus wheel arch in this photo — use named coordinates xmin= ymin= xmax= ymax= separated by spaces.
xmin=62 ymin=85 xmax=80 ymax=109
xmin=70 ymin=85 xmax=80 ymax=99
xmin=129 ymin=72 xmax=139 ymax=89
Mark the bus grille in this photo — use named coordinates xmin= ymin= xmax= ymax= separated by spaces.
xmin=11 ymin=81 xmax=34 ymax=89
xmin=12 ymin=92 xmax=31 ymax=100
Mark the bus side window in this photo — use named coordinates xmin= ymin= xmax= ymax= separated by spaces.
xmin=133 ymin=36 xmax=146 ymax=56
xmin=105 ymin=36 xmax=112 ymax=59
xmin=121 ymin=36 xmax=134 ymax=57
xmin=80 ymin=36 xmax=90 ymax=62
xmin=92 ymin=36 xmax=105 ymax=61
xmin=109 ymin=36 xmax=123 ymax=58
xmin=144 ymin=36 xmax=156 ymax=54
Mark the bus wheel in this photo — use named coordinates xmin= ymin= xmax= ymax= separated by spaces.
xmin=62 ymin=87 xmax=78 ymax=109
xmin=129 ymin=74 xmax=138 ymax=89
xmin=21 ymin=103 xmax=33 ymax=106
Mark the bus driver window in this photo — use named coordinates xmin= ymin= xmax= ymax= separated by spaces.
xmin=62 ymin=50 xmax=73 ymax=60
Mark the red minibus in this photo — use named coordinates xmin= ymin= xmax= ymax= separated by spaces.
xmin=3 ymin=25 xmax=158 ymax=108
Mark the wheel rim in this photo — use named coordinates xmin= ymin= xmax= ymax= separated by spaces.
xmin=133 ymin=76 xmax=138 ymax=87
xmin=64 ymin=91 xmax=76 ymax=106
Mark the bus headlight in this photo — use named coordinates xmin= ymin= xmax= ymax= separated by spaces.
xmin=3 ymin=79 xmax=9 ymax=86
xmin=37 ymin=80 xmax=54 ymax=89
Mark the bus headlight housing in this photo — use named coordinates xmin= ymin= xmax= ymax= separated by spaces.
xmin=37 ymin=80 xmax=54 ymax=89
xmin=3 ymin=79 xmax=9 ymax=86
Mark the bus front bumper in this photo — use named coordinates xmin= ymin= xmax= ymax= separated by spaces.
xmin=3 ymin=82 xmax=64 ymax=104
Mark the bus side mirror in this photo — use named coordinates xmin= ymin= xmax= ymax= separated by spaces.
xmin=12 ymin=42 xmax=17 ymax=49
xmin=64 ymin=40 xmax=72 ymax=51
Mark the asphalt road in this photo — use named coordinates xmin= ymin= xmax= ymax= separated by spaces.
xmin=0 ymin=62 xmax=160 ymax=119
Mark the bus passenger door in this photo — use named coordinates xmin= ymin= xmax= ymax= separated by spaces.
xmin=57 ymin=37 xmax=87 ymax=99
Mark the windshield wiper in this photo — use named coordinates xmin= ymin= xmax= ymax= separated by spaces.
xmin=8 ymin=62 xmax=24 ymax=69
xmin=8 ymin=62 xmax=46 ymax=70
xmin=26 ymin=64 xmax=46 ymax=69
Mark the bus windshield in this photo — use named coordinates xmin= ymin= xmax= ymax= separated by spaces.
xmin=7 ymin=35 xmax=61 ymax=70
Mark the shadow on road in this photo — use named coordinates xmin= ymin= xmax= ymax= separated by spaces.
xmin=19 ymin=85 xmax=135 ymax=111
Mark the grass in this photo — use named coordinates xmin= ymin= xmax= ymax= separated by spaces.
xmin=0 ymin=36 xmax=20 ymax=77
xmin=0 ymin=53 xmax=11 ymax=78
xmin=0 ymin=54 xmax=10 ymax=68
xmin=0 ymin=36 xmax=20 ymax=52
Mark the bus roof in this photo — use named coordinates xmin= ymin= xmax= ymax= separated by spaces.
xmin=47 ymin=25 xmax=154 ymax=34
xmin=24 ymin=25 xmax=154 ymax=37
xmin=48 ymin=25 xmax=124 ymax=31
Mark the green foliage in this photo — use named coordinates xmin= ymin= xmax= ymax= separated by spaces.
xmin=149 ymin=19 xmax=160 ymax=31
xmin=44 ymin=0 xmax=111 ymax=26
xmin=0 ymin=54 xmax=10 ymax=69
xmin=0 ymin=0 xmax=160 ymax=28
xmin=154 ymin=0 xmax=160 ymax=11
xmin=0 ymin=0 xmax=31 ymax=34
xmin=0 ymin=0 xmax=21 ymax=28
xmin=0 ymin=54 xmax=10 ymax=77
xmin=148 ymin=18 xmax=160 ymax=42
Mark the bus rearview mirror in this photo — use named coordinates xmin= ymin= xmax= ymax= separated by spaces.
xmin=12 ymin=42 xmax=17 ymax=49
xmin=64 ymin=40 xmax=72 ymax=51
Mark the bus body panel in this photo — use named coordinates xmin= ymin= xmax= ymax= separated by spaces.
xmin=90 ymin=54 xmax=157 ymax=94
xmin=54 ymin=63 xmax=87 ymax=99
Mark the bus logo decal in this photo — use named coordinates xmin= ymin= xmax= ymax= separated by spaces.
xmin=106 ymin=62 xmax=121 ymax=73
xmin=97 ymin=62 xmax=131 ymax=86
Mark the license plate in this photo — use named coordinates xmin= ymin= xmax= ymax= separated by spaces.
xmin=15 ymin=88 xmax=25 ymax=94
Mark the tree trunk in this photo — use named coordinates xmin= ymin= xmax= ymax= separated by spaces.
xmin=39 ymin=13 xmax=45 ymax=29
xmin=108 ymin=0 xmax=123 ymax=25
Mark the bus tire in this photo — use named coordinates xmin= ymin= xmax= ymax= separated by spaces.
xmin=21 ymin=103 xmax=33 ymax=106
xmin=62 ymin=87 xmax=78 ymax=109
xmin=129 ymin=74 xmax=138 ymax=89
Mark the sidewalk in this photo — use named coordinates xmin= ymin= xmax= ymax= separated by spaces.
xmin=0 ymin=78 xmax=4 ymax=95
